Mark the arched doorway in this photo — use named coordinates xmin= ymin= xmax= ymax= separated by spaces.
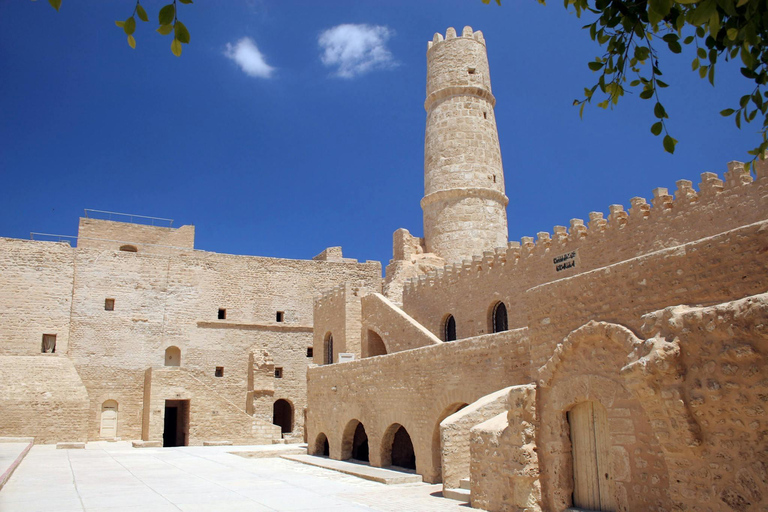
xmin=315 ymin=432 xmax=330 ymax=456
xmin=381 ymin=423 xmax=416 ymax=470
xmin=351 ymin=423 xmax=369 ymax=462
xmin=324 ymin=332 xmax=334 ymax=364
xmin=443 ymin=315 xmax=456 ymax=342
xmin=366 ymin=330 xmax=387 ymax=357
xmin=273 ymin=399 xmax=293 ymax=435
xmin=164 ymin=346 xmax=181 ymax=366
xmin=491 ymin=301 xmax=508 ymax=333
xmin=100 ymin=400 xmax=118 ymax=438
xmin=568 ymin=401 xmax=616 ymax=511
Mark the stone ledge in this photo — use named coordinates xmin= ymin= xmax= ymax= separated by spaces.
xmin=281 ymin=454 xmax=423 ymax=485
xmin=132 ymin=440 xmax=162 ymax=448
xmin=203 ymin=440 xmax=232 ymax=446
xmin=442 ymin=487 xmax=470 ymax=502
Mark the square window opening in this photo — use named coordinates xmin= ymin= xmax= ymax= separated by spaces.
xmin=468 ymin=67 xmax=476 ymax=74
xmin=306 ymin=347 xmax=313 ymax=358
xmin=276 ymin=311 xmax=284 ymax=322
xmin=274 ymin=367 xmax=283 ymax=379
xmin=42 ymin=334 xmax=56 ymax=353
xmin=215 ymin=367 xmax=224 ymax=377
xmin=105 ymin=298 xmax=115 ymax=311
xmin=218 ymin=308 xmax=226 ymax=320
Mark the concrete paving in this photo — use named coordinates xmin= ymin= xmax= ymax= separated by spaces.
xmin=0 ymin=441 xmax=33 ymax=490
xmin=281 ymin=454 xmax=423 ymax=485
xmin=0 ymin=442 xmax=471 ymax=512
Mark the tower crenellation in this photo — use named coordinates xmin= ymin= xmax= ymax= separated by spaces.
xmin=422 ymin=26 xmax=509 ymax=264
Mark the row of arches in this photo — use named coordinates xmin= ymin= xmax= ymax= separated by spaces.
xmin=442 ymin=300 xmax=508 ymax=342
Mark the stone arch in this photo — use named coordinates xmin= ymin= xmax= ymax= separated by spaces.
xmin=442 ymin=314 xmax=457 ymax=342
xmin=537 ymin=320 xmax=673 ymax=512
xmin=323 ymin=332 xmax=334 ymax=365
xmin=100 ymin=399 xmax=118 ymax=438
xmin=364 ymin=329 xmax=387 ymax=358
xmin=341 ymin=418 xmax=369 ymax=462
xmin=431 ymin=402 xmax=468 ymax=482
xmin=314 ymin=432 xmax=330 ymax=456
xmin=164 ymin=346 xmax=181 ymax=366
xmin=380 ymin=423 xmax=416 ymax=470
xmin=273 ymin=399 xmax=293 ymax=434
xmin=489 ymin=301 xmax=508 ymax=333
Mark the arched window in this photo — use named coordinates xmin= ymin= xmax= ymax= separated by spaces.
xmin=491 ymin=301 xmax=508 ymax=333
xmin=324 ymin=332 xmax=334 ymax=365
xmin=164 ymin=346 xmax=181 ymax=366
xmin=119 ymin=244 xmax=138 ymax=252
xmin=273 ymin=399 xmax=294 ymax=434
xmin=443 ymin=315 xmax=456 ymax=342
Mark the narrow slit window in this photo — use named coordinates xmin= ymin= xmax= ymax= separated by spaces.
xmin=105 ymin=298 xmax=115 ymax=311
xmin=276 ymin=311 xmax=284 ymax=322
xmin=215 ymin=367 xmax=224 ymax=377
xmin=306 ymin=347 xmax=313 ymax=358
xmin=218 ymin=308 xmax=226 ymax=320
xmin=41 ymin=334 xmax=56 ymax=353
xmin=483 ymin=111 xmax=487 ymax=119
xmin=274 ymin=367 xmax=283 ymax=379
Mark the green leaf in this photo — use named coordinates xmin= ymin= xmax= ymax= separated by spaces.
xmin=123 ymin=17 xmax=136 ymax=36
xmin=692 ymin=58 xmax=699 ymax=70
xmin=691 ymin=0 xmax=716 ymax=26
xmin=726 ymin=28 xmax=738 ymax=40
xmin=697 ymin=47 xmax=707 ymax=59
xmin=640 ymin=89 xmax=654 ymax=99
xmin=735 ymin=0 xmax=749 ymax=6
xmin=136 ymin=4 xmax=149 ymax=22
xmin=675 ymin=0 xmax=702 ymax=4
xmin=159 ymin=4 xmax=175 ymax=26
xmin=588 ymin=61 xmax=604 ymax=71
xmin=657 ymin=79 xmax=669 ymax=88
xmin=663 ymin=134 xmax=677 ymax=153
xmin=720 ymin=108 xmax=735 ymax=116
xmin=171 ymin=38 xmax=182 ymax=57
xmin=699 ymin=64 xmax=708 ymax=79
xmin=683 ymin=35 xmax=695 ymax=44
xmin=668 ymin=40 xmax=682 ymax=53
xmin=179 ymin=0 xmax=194 ymax=3
xmin=156 ymin=24 xmax=173 ymax=35
xmin=48 ymin=0 xmax=62 ymax=11
xmin=651 ymin=121 xmax=663 ymax=135
xmin=740 ymin=95 xmax=750 ymax=108
xmin=174 ymin=21 xmax=190 ymax=44
xmin=115 ymin=20 xmax=125 ymax=28
xmin=597 ymin=99 xmax=609 ymax=109
xmin=127 ymin=34 xmax=136 ymax=49
xmin=708 ymin=65 xmax=715 ymax=86
xmin=654 ymin=102 xmax=667 ymax=118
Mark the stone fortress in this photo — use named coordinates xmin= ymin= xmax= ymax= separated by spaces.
xmin=1 ymin=24 xmax=767 ymax=512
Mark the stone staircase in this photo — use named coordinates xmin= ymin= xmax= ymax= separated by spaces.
xmin=443 ymin=477 xmax=471 ymax=503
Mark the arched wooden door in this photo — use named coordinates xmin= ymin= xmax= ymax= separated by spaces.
xmin=568 ymin=401 xmax=616 ymax=511
xmin=100 ymin=400 xmax=118 ymax=438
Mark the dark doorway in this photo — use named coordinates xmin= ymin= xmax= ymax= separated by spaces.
xmin=492 ymin=302 xmax=508 ymax=333
xmin=444 ymin=315 xmax=456 ymax=341
xmin=316 ymin=433 xmax=330 ymax=456
xmin=351 ymin=422 xmax=369 ymax=462
xmin=391 ymin=425 xmax=416 ymax=470
xmin=273 ymin=399 xmax=293 ymax=434
xmin=163 ymin=399 xmax=189 ymax=447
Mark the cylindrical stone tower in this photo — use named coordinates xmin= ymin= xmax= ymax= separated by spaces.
xmin=422 ymin=26 xmax=509 ymax=264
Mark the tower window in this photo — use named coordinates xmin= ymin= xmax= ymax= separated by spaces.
xmin=215 ymin=367 xmax=224 ymax=377
xmin=105 ymin=298 xmax=115 ymax=311
xmin=218 ymin=308 xmax=226 ymax=320
xmin=275 ymin=367 xmax=283 ymax=379
xmin=41 ymin=334 xmax=56 ymax=353
xmin=306 ymin=347 xmax=313 ymax=358
xmin=444 ymin=315 xmax=457 ymax=342
xmin=468 ymin=67 xmax=476 ymax=74
xmin=483 ymin=111 xmax=487 ymax=119
xmin=276 ymin=311 xmax=284 ymax=322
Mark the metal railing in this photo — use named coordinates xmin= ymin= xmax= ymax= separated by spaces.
xmin=84 ymin=209 xmax=174 ymax=227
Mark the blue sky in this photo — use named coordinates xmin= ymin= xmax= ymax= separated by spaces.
xmin=0 ymin=1 xmax=752 ymax=267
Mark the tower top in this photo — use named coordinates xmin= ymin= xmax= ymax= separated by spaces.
xmin=427 ymin=26 xmax=486 ymax=50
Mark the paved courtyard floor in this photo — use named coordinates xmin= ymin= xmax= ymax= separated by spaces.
xmin=0 ymin=442 xmax=471 ymax=512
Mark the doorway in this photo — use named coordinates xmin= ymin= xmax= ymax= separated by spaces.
xmin=163 ymin=399 xmax=190 ymax=447
xmin=568 ymin=401 xmax=616 ymax=511
xmin=100 ymin=400 xmax=118 ymax=439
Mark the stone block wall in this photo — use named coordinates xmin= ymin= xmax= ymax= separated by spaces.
xmin=77 ymin=218 xmax=195 ymax=255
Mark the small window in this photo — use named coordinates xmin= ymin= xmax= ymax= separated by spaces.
xmin=274 ymin=367 xmax=283 ymax=379
xmin=468 ymin=67 xmax=476 ymax=74
xmin=444 ymin=315 xmax=457 ymax=342
xmin=491 ymin=302 xmax=508 ymax=333
xmin=41 ymin=334 xmax=56 ymax=353
xmin=483 ymin=111 xmax=487 ymax=119
xmin=105 ymin=298 xmax=115 ymax=311
xmin=218 ymin=308 xmax=226 ymax=320
xmin=119 ymin=245 xmax=137 ymax=253
xmin=215 ymin=367 xmax=224 ymax=377
xmin=276 ymin=311 xmax=284 ymax=322
xmin=306 ymin=347 xmax=313 ymax=358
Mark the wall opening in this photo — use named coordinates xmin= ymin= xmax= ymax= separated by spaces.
xmin=324 ymin=332 xmax=334 ymax=365
xmin=468 ymin=67 xmax=476 ymax=74
xmin=443 ymin=315 xmax=457 ymax=342
xmin=119 ymin=245 xmax=137 ymax=252
xmin=381 ymin=423 xmax=416 ymax=470
xmin=274 ymin=367 xmax=283 ymax=378
xmin=276 ymin=311 xmax=284 ymax=322
xmin=163 ymin=399 xmax=189 ymax=447
xmin=306 ymin=347 xmax=313 ymax=358
xmin=484 ymin=111 xmax=488 ymax=119
xmin=41 ymin=334 xmax=56 ymax=353
xmin=491 ymin=301 xmax=508 ymax=333
xmin=568 ymin=401 xmax=616 ymax=511
xmin=273 ymin=399 xmax=293 ymax=435
xmin=215 ymin=367 xmax=224 ymax=377
xmin=366 ymin=330 xmax=387 ymax=357
xmin=315 ymin=432 xmax=330 ymax=457
xmin=352 ymin=422 xmax=370 ymax=462
xmin=164 ymin=346 xmax=181 ymax=367
xmin=104 ymin=298 xmax=115 ymax=311
xmin=100 ymin=400 xmax=118 ymax=439
xmin=217 ymin=308 xmax=226 ymax=320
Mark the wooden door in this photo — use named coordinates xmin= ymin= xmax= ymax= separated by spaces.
xmin=100 ymin=400 xmax=118 ymax=438
xmin=568 ymin=401 xmax=616 ymax=511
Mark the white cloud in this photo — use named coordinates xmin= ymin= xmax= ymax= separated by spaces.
xmin=224 ymin=37 xmax=275 ymax=79
xmin=318 ymin=24 xmax=397 ymax=78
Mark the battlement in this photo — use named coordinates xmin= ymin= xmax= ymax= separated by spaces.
xmin=427 ymin=26 xmax=485 ymax=51
xmin=315 ymin=281 xmax=375 ymax=311
xmin=404 ymin=160 xmax=767 ymax=298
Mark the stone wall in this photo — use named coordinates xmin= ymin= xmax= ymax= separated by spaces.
xmin=77 ymin=218 xmax=195 ymax=255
